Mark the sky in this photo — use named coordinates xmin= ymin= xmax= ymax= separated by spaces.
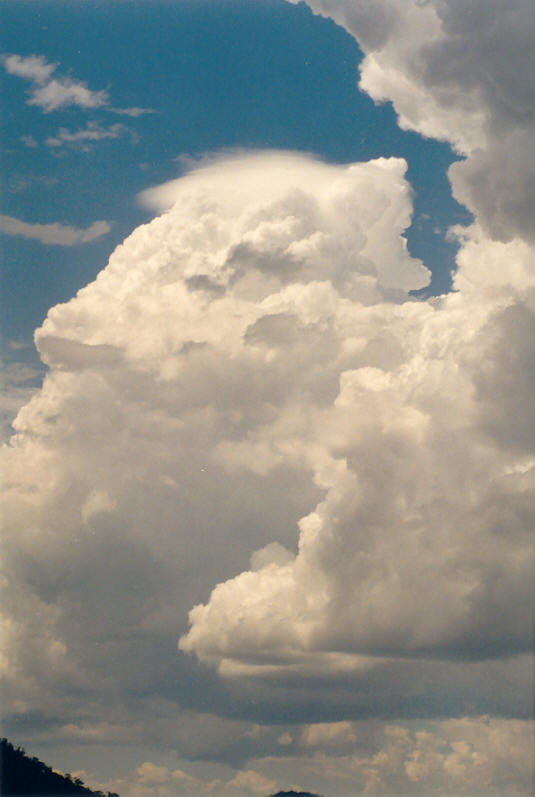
xmin=0 ymin=1 xmax=533 ymax=796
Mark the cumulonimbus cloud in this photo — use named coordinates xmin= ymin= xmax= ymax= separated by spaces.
xmin=2 ymin=148 xmax=532 ymax=720
xmin=175 ymin=0 xmax=535 ymax=686
xmin=2 ymin=3 xmax=534 ymax=793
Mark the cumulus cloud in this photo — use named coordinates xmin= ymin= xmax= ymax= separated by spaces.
xmin=253 ymin=717 xmax=534 ymax=796
xmin=98 ymin=761 xmax=277 ymax=797
xmin=175 ymin=213 xmax=534 ymax=684
xmin=300 ymin=721 xmax=356 ymax=748
xmin=2 ymin=148 xmax=532 ymax=748
xmin=171 ymin=2 xmax=535 ymax=689
xmin=287 ymin=0 xmax=535 ymax=244
xmin=85 ymin=716 xmax=532 ymax=796
xmin=0 ymin=360 xmax=43 ymax=442
xmin=0 ymin=215 xmax=110 ymax=245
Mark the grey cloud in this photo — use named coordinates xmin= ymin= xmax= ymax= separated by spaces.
xmin=289 ymin=0 xmax=535 ymax=244
xmin=37 ymin=337 xmax=124 ymax=370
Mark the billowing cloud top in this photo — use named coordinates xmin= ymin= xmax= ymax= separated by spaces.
xmin=3 ymin=144 xmax=533 ymax=718
xmin=286 ymin=0 xmax=535 ymax=245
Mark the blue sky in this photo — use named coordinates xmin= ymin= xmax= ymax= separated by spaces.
xmin=1 ymin=2 xmax=533 ymax=796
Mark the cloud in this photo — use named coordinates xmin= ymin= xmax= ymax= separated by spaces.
xmin=2 ymin=3 xmax=535 ymax=791
xmin=6 ymin=174 xmax=58 ymax=194
xmin=1 ymin=150 xmax=432 ymax=740
xmin=3 ymin=53 xmax=108 ymax=112
xmin=28 ymin=78 xmax=109 ymax=113
xmin=0 ymin=214 xmax=111 ymax=245
xmin=173 ymin=1 xmax=535 ymax=690
xmin=20 ymin=134 xmax=38 ymax=148
xmin=45 ymin=121 xmax=134 ymax=150
xmin=3 ymin=53 xmax=152 ymax=116
xmin=287 ymin=0 xmax=535 ymax=244
xmin=300 ymin=721 xmax=356 ymax=748
xmin=251 ymin=717 xmax=534 ymax=796
xmin=98 ymin=761 xmax=277 ymax=797
xmin=3 ymin=53 xmax=55 ymax=84
xmin=0 ymin=361 xmax=43 ymax=442
xmin=107 ymin=106 xmax=158 ymax=118
xmin=2 ymin=149 xmax=532 ymax=749
xmin=87 ymin=716 xmax=532 ymax=796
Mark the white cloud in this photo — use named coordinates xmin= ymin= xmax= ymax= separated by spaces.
xmin=0 ymin=215 xmax=111 ymax=245
xmin=99 ymin=761 xmax=277 ymax=797
xmin=45 ymin=121 xmax=133 ymax=150
xmin=0 ymin=361 xmax=43 ymax=442
xmin=3 ymin=53 xmax=109 ymax=112
xmin=87 ymin=716 xmax=533 ymax=796
xmin=28 ymin=78 xmax=109 ymax=113
xmin=2 ymin=151 xmax=532 ymax=750
xmin=177 ymin=226 xmax=535 ymax=682
xmin=3 ymin=53 xmax=152 ymax=116
xmin=107 ymin=106 xmax=158 ymax=118
xmin=300 ymin=721 xmax=356 ymax=748
xmin=172 ymin=1 xmax=535 ymax=687
xmin=3 ymin=54 xmax=55 ymax=84
xmin=0 ymin=150 xmax=433 ymax=735
xmin=251 ymin=717 xmax=534 ymax=796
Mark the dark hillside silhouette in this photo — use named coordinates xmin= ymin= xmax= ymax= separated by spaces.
xmin=270 ymin=792 xmax=322 ymax=797
xmin=0 ymin=739 xmax=119 ymax=797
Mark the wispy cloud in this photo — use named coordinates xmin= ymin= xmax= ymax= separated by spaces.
xmin=3 ymin=53 xmax=153 ymax=116
xmin=3 ymin=53 xmax=108 ymax=112
xmin=6 ymin=174 xmax=58 ymax=193
xmin=20 ymin=134 xmax=38 ymax=148
xmin=0 ymin=214 xmax=111 ymax=245
xmin=45 ymin=121 xmax=135 ymax=150
xmin=107 ymin=106 xmax=158 ymax=118
xmin=29 ymin=78 xmax=109 ymax=113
